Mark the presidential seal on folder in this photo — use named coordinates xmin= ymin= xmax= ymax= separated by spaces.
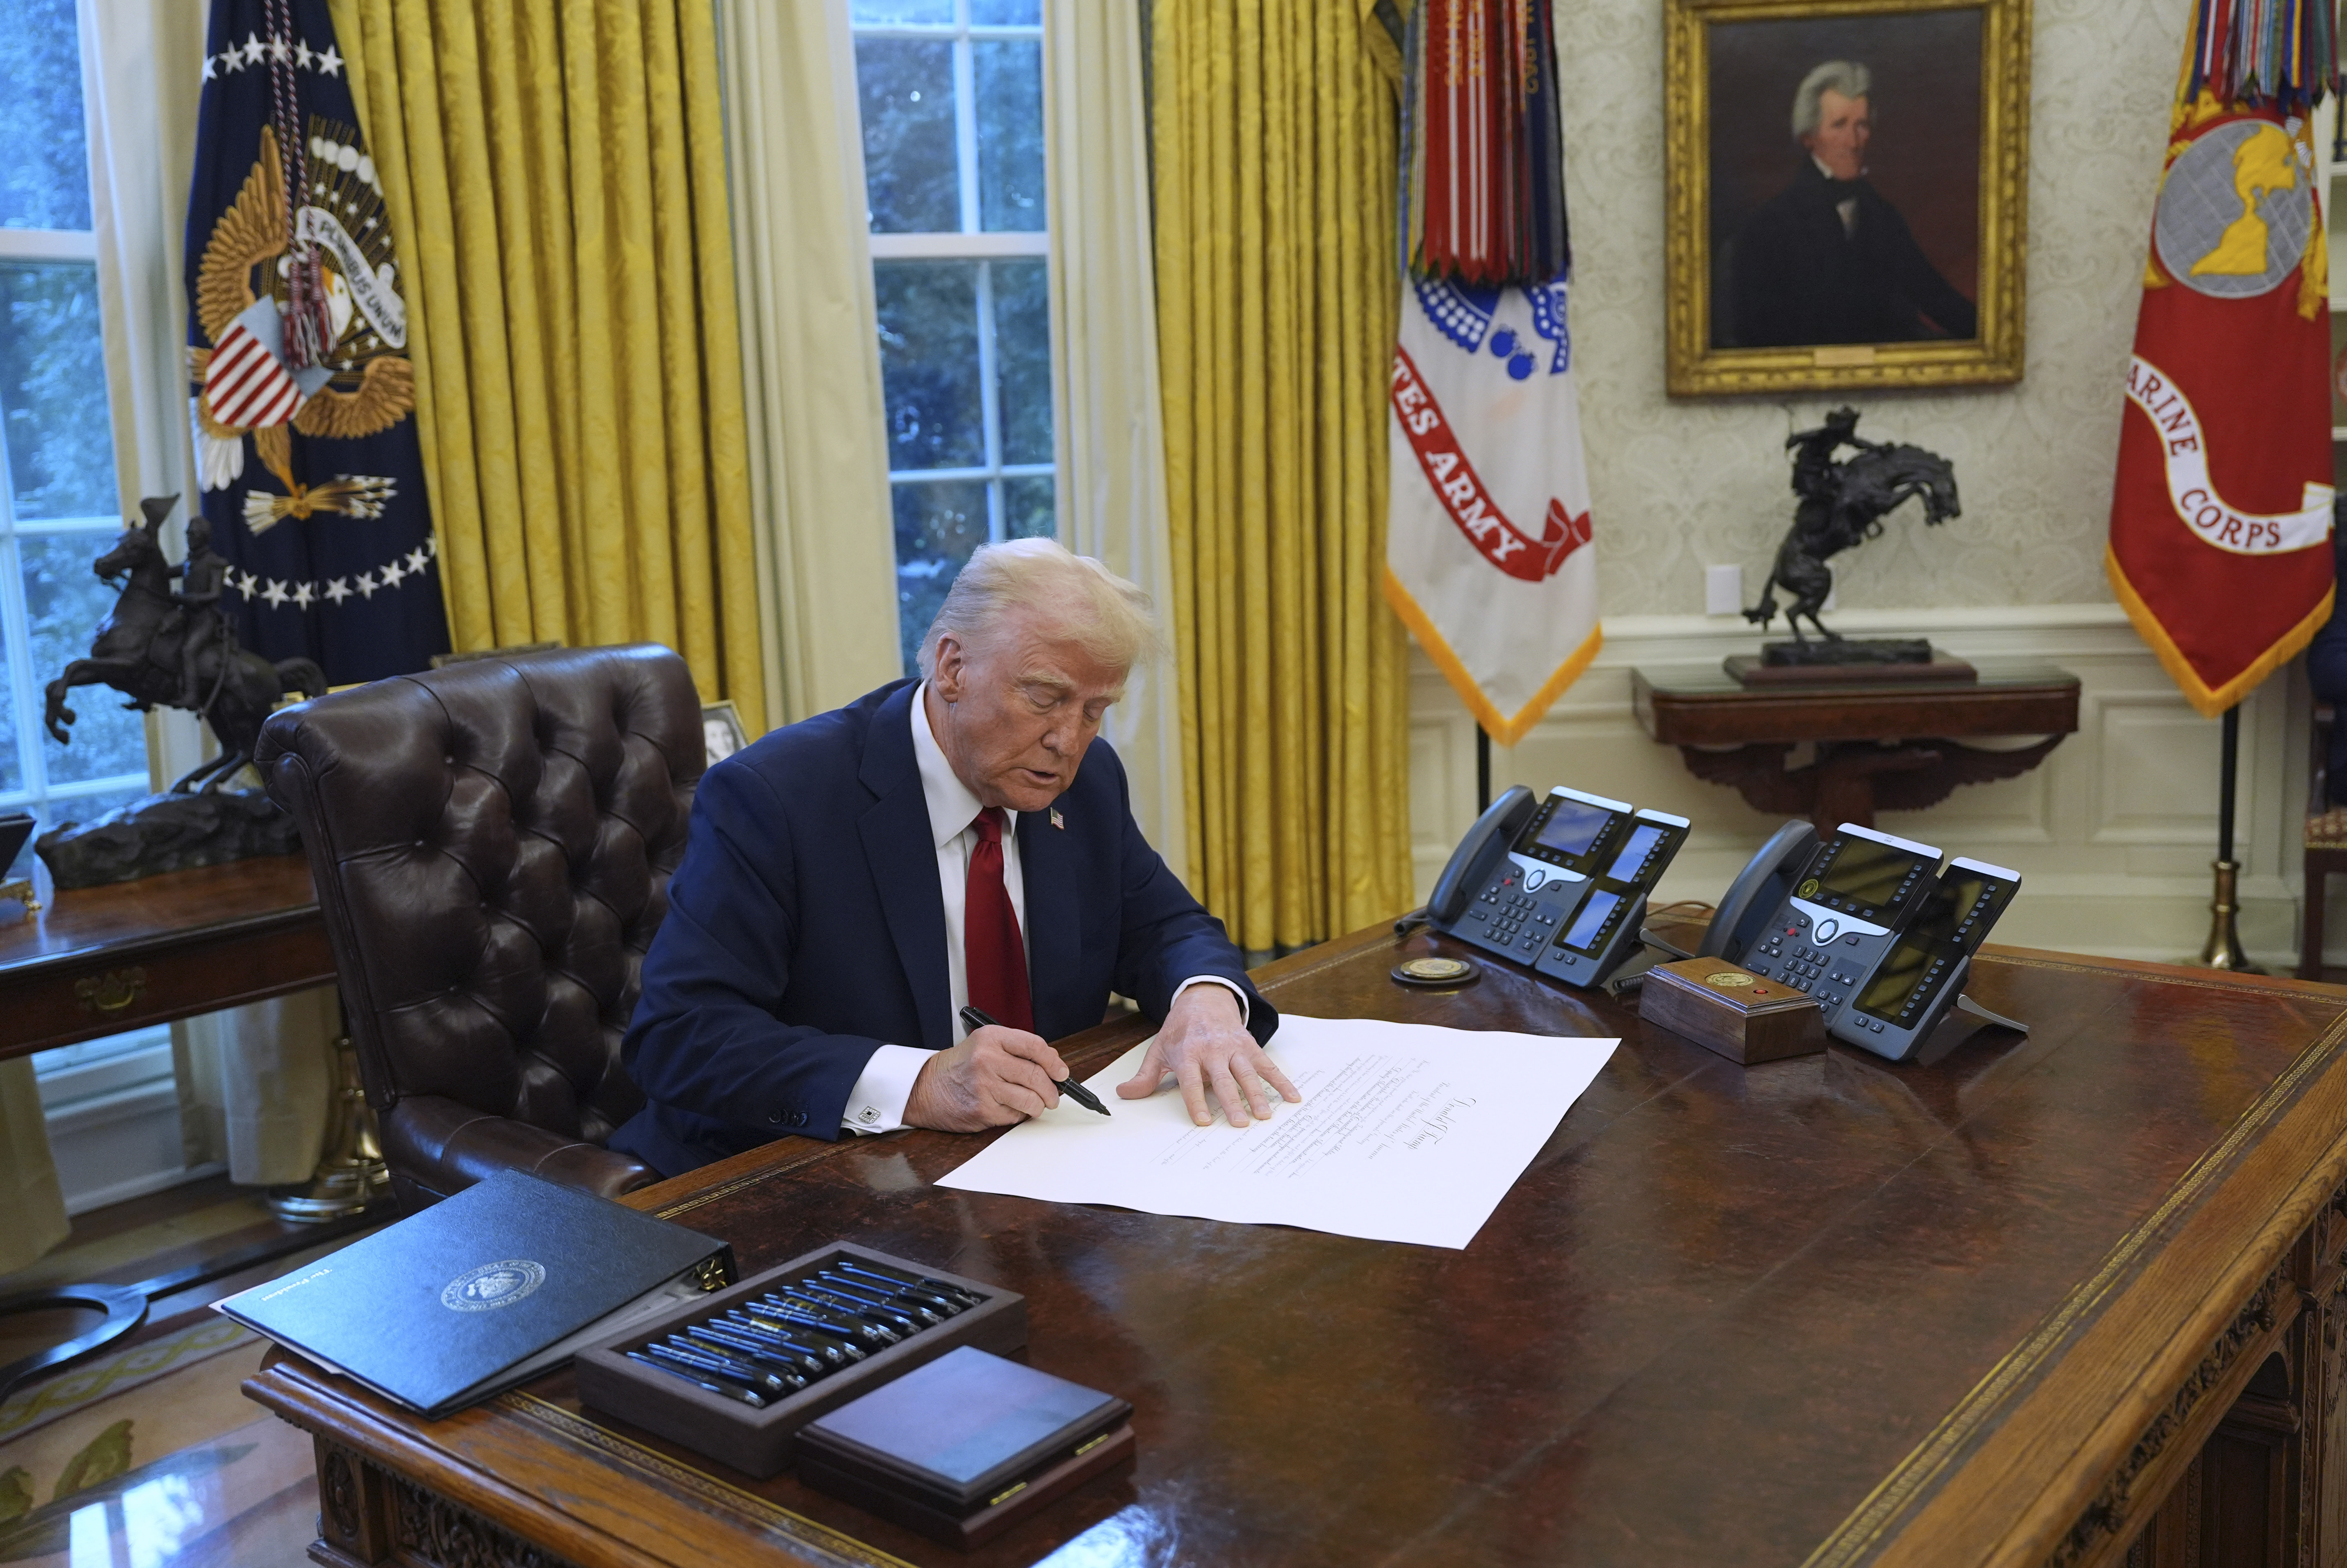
xmin=1638 ymin=956 xmax=1826 ymax=1066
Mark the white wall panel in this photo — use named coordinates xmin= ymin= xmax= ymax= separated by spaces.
xmin=1406 ymin=604 xmax=2313 ymax=969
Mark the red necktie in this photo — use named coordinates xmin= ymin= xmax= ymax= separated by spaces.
xmin=965 ymin=807 xmax=1033 ymax=1032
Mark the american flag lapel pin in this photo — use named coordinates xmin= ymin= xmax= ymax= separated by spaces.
xmin=1050 ymin=809 xmax=1064 ymax=830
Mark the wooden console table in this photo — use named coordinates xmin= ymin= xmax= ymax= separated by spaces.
xmin=1633 ymin=660 xmax=2081 ymax=831
xmin=246 ymin=920 xmax=2347 ymax=1568
xmin=0 ymin=854 xmax=331 ymax=1061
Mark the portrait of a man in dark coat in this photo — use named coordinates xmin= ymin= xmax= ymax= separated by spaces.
xmin=1726 ymin=60 xmax=1979 ymax=348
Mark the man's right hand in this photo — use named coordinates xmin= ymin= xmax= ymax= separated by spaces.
xmin=902 ymin=1026 xmax=1068 ymax=1131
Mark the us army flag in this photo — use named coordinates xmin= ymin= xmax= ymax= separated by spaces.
xmin=186 ymin=0 xmax=448 ymax=683
xmin=1385 ymin=275 xmax=1599 ymax=744
xmin=2107 ymin=19 xmax=2336 ymax=717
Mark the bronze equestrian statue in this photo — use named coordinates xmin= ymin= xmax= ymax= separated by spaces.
xmin=1745 ymin=407 xmax=1961 ymax=645
xmin=43 ymin=496 xmax=326 ymax=792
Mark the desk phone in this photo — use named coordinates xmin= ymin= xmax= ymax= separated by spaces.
xmin=1732 ymin=824 xmax=1943 ymax=1031
xmin=1830 ymin=858 xmax=2022 ymax=1061
xmin=1425 ymin=785 xmax=1687 ymax=985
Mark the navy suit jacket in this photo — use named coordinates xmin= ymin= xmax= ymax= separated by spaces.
xmin=608 ymin=679 xmax=1274 ymax=1177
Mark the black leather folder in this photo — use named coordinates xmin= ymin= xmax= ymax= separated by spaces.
xmin=214 ymin=1169 xmax=730 ymax=1418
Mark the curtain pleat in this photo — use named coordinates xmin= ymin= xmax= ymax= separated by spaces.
xmin=1153 ymin=0 xmax=1413 ymax=951
xmin=331 ymin=0 xmax=765 ymax=726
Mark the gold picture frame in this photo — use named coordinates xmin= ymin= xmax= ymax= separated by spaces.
xmin=1663 ymin=0 xmax=2030 ymax=396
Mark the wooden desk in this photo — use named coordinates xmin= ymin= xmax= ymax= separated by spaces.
xmin=1634 ymin=660 xmax=2082 ymax=831
xmin=247 ymin=924 xmax=2347 ymax=1568
xmin=0 ymin=855 xmax=332 ymax=1060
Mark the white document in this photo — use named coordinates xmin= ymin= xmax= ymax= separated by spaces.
xmin=934 ymin=1014 xmax=1618 ymax=1249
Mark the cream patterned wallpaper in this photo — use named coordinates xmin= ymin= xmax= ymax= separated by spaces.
xmin=1557 ymin=0 xmax=2195 ymax=616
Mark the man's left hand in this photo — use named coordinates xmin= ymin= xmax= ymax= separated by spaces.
xmin=1116 ymin=984 xmax=1299 ymax=1127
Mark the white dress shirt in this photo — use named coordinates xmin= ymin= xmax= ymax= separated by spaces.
xmin=840 ymin=684 xmax=1244 ymax=1134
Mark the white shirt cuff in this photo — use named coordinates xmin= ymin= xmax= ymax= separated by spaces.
xmin=842 ymin=1043 xmax=934 ymax=1135
xmin=1171 ymin=975 xmax=1248 ymax=1028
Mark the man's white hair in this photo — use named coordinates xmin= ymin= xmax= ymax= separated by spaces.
xmin=916 ymin=537 xmax=1163 ymax=678
xmin=1791 ymin=60 xmax=1873 ymax=140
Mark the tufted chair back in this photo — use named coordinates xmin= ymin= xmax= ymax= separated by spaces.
xmin=256 ymin=644 xmax=704 ymax=1211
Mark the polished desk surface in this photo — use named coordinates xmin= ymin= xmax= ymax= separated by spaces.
xmin=1633 ymin=658 xmax=2082 ymax=746
xmin=247 ymin=921 xmax=2347 ymax=1568
xmin=0 ymin=854 xmax=330 ymax=1059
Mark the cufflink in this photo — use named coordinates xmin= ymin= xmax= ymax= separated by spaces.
xmin=858 ymin=1108 xmax=878 ymax=1123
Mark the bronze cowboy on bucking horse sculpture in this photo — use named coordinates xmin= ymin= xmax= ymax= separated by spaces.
xmin=43 ymin=495 xmax=325 ymax=792
xmin=1745 ymin=407 xmax=1961 ymax=653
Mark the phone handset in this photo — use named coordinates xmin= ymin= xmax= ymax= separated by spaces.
xmin=1427 ymin=785 xmax=1537 ymax=924
xmin=1697 ymin=819 xmax=1822 ymax=963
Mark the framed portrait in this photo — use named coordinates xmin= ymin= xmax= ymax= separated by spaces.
xmin=701 ymin=700 xmax=749 ymax=769
xmin=1664 ymin=0 xmax=2030 ymax=396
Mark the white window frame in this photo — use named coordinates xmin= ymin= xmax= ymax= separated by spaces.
xmin=0 ymin=222 xmax=152 ymax=853
xmin=853 ymin=1 xmax=1057 ymax=550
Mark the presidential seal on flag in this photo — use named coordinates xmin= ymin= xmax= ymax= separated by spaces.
xmin=1385 ymin=273 xmax=1599 ymax=745
xmin=2107 ymin=29 xmax=2336 ymax=717
xmin=186 ymin=0 xmax=447 ymax=684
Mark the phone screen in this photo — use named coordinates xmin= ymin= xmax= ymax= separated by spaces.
xmin=1534 ymin=799 xmax=1613 ymax=858
xmin=1854 ymin=871 xmax=2013 ymax=1021
xmin=1604 ymin=824 xmax=1665 ymax=883
xmin=1560 ymin=888 xmax=1622 ymax=953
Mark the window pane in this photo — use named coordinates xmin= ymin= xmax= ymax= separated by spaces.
xmin=974 ymin=40 xmax=1044 ymax=233
xmin=0 ymin=615 xmax=19 ymax=797
xmin=875 ymin=260 xmax=984 ymax=471
xmin=992 ymin=259 xmax=1053 ymax=465
xmin=23 ymin=531 xmax=148 ymax=785
xmin=851 ymin=0 xmax=953 ymax=21
xmin=857 ymin=38 xmax=959 ymax=234
xmin=969 ymin=0 xmax=1042 ymax=22
xmin=0 ymin=0 xmax=91 ymax=231
xmin=1003 ymin=475 xmax=1055 ymax=540
xmin=0 ymin=262 xmax=114 ymax=520
xmin=894 ymin=480 xmax=989 ymax=675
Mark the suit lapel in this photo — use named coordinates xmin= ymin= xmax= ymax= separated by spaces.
xmin=1017 ymin=803 xmax=1078 ymax=1037
xmin=857 ymin=685 xmax=952 ymax=1051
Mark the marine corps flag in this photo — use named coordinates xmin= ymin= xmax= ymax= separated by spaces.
xmin=1383 ymin=0 xmax=1598 ymax=745
xmin=2108 ymin=0 xmax=2340 ymax=717
xmin=185 ymin=0 xmax=448 ymax=683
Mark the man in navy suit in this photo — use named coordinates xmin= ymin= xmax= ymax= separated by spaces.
xmin=609 ymin=539 xmax=1291 ymax=1177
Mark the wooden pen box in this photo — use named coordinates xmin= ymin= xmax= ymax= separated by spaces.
xmin=1638 ymin=956 xmax=1827 ymax=1066
xmin=574 ymin=1242 xmax=1025 ymax=1479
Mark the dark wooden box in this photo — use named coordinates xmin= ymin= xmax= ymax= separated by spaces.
xmin=1639 ymin=956 xmax=1827 ymax=1065
xmin=799 ymin=1422 xmax=1137 ymax=1550
xmin=574 ymin=1242 xmax=1025 ymax=1479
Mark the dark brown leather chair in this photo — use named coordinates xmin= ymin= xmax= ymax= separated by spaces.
xmin=256 ymin=644 xmax=704 ymax=1210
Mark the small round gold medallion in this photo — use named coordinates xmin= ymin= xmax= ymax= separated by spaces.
xmin=1392 ymin=956 xmax=1478 ymax=987
xmin=1707 ymin=971 xmax=1756 ymax=988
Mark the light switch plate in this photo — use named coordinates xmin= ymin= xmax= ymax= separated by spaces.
xmin=1704 ymin=564 xmax=1743 ymax=616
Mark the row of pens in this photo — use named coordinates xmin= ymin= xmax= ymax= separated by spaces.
xmin=626 ymin=1258 xmax=984 ymax=1409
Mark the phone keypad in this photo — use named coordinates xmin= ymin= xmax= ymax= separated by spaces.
xmin=1461 ymin=880 xmax=1558 ymax=956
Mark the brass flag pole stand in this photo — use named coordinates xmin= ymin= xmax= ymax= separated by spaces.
xmin=269 ymin=1021 xmax=390 ymax=1222
xmin=2193 ymin=706 xmax=2262 ymax=973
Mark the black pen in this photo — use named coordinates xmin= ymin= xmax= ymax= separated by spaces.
xmin=836 ymin=1259 xmax=984 ymax=1310
xmin=959 ymin=1004 xmax=1111 ymax=1116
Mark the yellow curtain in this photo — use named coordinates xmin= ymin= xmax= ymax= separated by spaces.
xmin=329 ymin=0 xmax=765 ymax=728
xmin=1152 ymin=0 xmax=1414 ymax=951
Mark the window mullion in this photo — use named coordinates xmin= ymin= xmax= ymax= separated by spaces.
xmin=975 ymin=260 xmax=1006 ymax=543
xmin=953 ymin=9 xmax=980 ymax=235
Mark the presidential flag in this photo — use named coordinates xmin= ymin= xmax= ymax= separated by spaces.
xmin=186 ymin=0 xmax=448 ymax=683
xmin=2106 ymin=0 xmax=2339 ymax=717
xmin=1384 ymin=0 xmax=1596 ymax=744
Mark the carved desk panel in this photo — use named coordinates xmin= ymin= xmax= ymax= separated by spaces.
xmin=247 ymin=925 xmax=2347 ymax=1567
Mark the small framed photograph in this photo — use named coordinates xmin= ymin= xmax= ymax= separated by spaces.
xmin=702 ymin=700 xmax=749 ymax=769
xmin=1664 ymin=0 xmax=2030 ymax=396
